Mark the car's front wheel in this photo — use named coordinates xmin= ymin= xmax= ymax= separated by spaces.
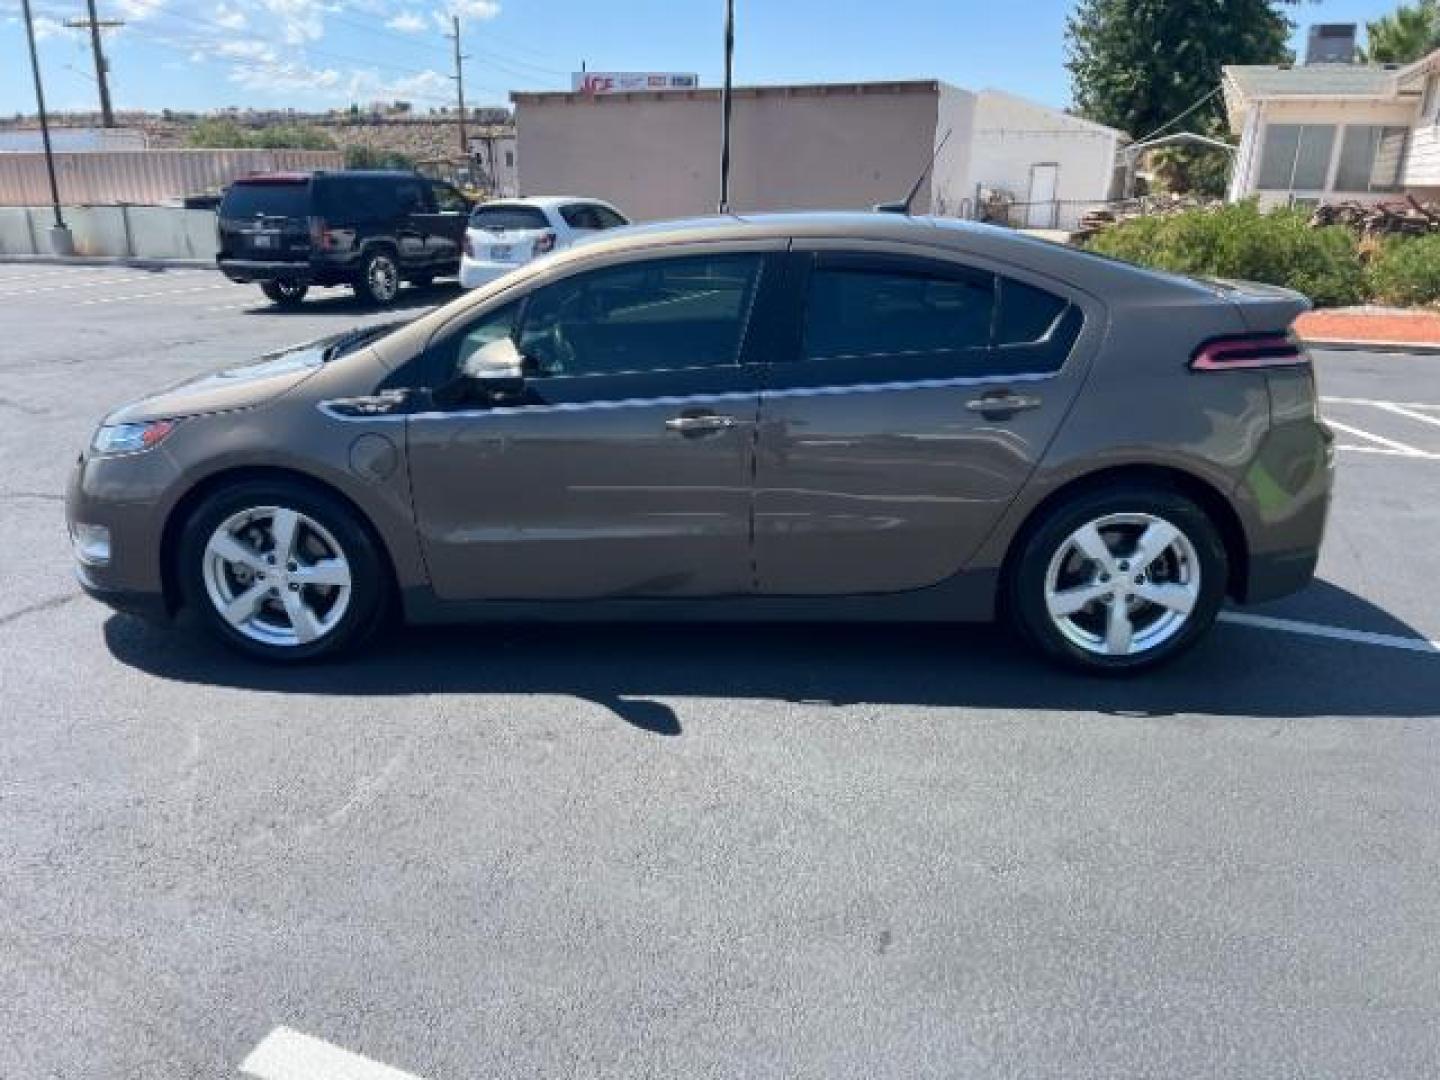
xmin=354 ymin=249 xmax=401 ymax=306
xmin=179 ymin=480 xmax=388 ymax=661
xmin=260 ymin=280 xmax=308 ymax=307
xmin=1008 ymin=485 xmax=1227 ymax=673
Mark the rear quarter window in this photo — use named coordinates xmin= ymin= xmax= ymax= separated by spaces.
xmin=995 ymin=278 xmax=1069 ymax=344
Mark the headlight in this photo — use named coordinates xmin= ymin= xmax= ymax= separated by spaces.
xmin=91 ymin=419 xmax=177 ymax=455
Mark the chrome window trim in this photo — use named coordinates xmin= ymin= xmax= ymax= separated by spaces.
xmin=318 ymin=370 xmax=1058 ymax=423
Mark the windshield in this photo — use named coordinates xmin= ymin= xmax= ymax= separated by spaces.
xmin=470 ymin=204 xmax=549 ymax=231
xmin=220 ymin=181 xmax=310 ymax=220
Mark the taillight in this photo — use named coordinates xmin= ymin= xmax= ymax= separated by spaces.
xmin=1190 ymin=333 xmax=1308 ymax=371
xmin=533 ymin=230 xmax=557 ymax=254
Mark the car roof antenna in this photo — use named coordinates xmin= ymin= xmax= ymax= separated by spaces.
xmin=874 ymin=128 xmax=951 ymax=215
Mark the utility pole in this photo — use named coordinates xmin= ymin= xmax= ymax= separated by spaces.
xmin=64 ymin=0 xmax=124 ymax=128
xmin=718 ymin=0 xmax=735 ymax=213
xmin=21 ymin=0 xmax=71 ymax=250
xmin=447 ymin=15 xmax=469 ymax=159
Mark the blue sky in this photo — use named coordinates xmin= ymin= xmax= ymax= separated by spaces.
xmin=0 ymin=0 xmax=1410 ymax=119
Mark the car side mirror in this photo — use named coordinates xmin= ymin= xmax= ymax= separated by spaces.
xmin=457 ymin=336 xmax=529 ymax=401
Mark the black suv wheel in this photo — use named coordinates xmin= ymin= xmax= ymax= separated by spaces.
xmin=260 ymin=281 xmax=309 ymax=307
xmin=355 ymin=248 xmax=401 ymax=306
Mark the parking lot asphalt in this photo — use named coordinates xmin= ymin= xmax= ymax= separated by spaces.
xmin=2 ymin=265 xmax=1438 ymax=1079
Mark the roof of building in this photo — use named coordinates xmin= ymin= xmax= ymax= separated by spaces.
xmin=512 ymin=79 xmax=944 ymax=106
xmin=1223 ymin=63 xmax=1404 ymax=100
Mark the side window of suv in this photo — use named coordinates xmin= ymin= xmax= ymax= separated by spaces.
xmin=517 ymin=254 xmax=763 ymax=378
xmin=592 ymin=205 xmax=629 ymax=229
xmin=560 ymin=203 xmax=601 ymax=230
xmin=803 ymin=263 xmax=994 ymax=363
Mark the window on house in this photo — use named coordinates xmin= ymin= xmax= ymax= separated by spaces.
xmin=1334 ymin=125 xmax=1407 ymax=192
xmin=1256 ymin=124 xmax=1336 ymax=191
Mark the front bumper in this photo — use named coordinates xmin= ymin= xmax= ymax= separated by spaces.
xmin=67 ymin=447 xmax=179 ymax=619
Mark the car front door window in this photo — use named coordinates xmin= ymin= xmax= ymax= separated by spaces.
xmin=516 ymin=254 xmax=762 ymax=379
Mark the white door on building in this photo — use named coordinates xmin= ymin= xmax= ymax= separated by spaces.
xmin=1026 ymin=163 xmax=1060 ymax=229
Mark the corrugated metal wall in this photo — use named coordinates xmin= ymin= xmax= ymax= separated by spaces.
xmin=0 ymin=149 xmax=344 ymax=206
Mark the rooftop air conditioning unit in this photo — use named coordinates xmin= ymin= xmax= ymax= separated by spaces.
xmin=1306 ymin=24 xmax=1358 ymax=65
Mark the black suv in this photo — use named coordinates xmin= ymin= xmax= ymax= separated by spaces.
xmin=216 ymin=170 xmax=473 ymax=307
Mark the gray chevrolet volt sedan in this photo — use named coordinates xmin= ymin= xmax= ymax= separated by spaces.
xmin=66 ymin=212 xmax=1333 ymax=672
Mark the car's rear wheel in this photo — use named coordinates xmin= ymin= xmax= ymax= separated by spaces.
xmin=260 ymin=280 xmax=308 ymax=306
xmin=1008 ymin=485 xmax=1227 ymax=673
xmin=179 ymin=480 xmax=387 ymax=661
xmin=354 ymin=249 xmax=400 ymax=306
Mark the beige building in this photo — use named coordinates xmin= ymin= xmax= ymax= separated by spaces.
xmin=1224 ymin=47 xmax=1440 ymax=206
xmin=512 ymin=80 xmax=1127 ymax=228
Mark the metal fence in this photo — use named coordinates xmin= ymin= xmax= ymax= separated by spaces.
xmin=0 ymin=149 xmax=343 ymax=207
xmin=977 ymin=197 xmax=1116 ymax=232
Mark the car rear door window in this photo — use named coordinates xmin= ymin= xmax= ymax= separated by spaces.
xmin=995 ymin=277 xmax=1068 ymax=344
xmin=518 ymin=254 xmax=763 ymax=377
xmin=471 ymin=204 xmax=550 ymax=231
xmin=803 ymin=265 xmax=994 ymax=362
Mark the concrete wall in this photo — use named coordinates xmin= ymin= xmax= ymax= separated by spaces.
xmin=515 ymin=84 xmax=944 ymax=221
xmin=0 ymin=205 xmax=217 ymax=258
xmin=931 ymin=84 xmax=978 ymax=217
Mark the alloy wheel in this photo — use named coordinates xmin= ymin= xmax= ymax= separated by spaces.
xmin=201 ymin=506 xmax=353 ymax=647
xmin=1042 ymin=512 xmax=1200 ymax=657
xmin=367 ymin=255 xmax=399 ymax=302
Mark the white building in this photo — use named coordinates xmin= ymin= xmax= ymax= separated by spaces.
xmin=1224 ymin=48 xmax=1440 ymax=206
xmin=512 ymin=80 xmax=1128 ymax=228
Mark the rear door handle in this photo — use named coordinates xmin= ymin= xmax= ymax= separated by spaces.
xmin=665 ymin=412 xmax=739 ymax=435
xmin=965 ymin=391 xmax=1042 ymax=417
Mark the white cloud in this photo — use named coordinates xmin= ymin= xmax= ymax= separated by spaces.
xmin=228 ymin=57 xmax=340 ymax=92
xmin=32 ymin=14 xmax=63 ymax=39
xmin=344 ymin=67 xmax=448 ymax=102
xmin=259 ymin=0 xmax=325 ymax=44
xmin=113 ymin=0 xmax=165 ymax=20
xmin=214 ymin=5 xmax=248 ymax=29
xmin=449 ymin=0 xmax=500 ymax=17
xmin=385 ymin=10 xmax=425 ymax=33
xmin=217 ymin=39 xmax=278 ymax=63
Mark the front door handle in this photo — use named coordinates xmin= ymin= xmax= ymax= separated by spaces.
xmin=965 ymin=391 xmax=1042 ymax=417
xmin=665 ymin=412 xmax=738 ymax=435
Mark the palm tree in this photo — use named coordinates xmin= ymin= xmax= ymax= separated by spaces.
xmin=1362 ymin=0 xmax=1440 ymax=63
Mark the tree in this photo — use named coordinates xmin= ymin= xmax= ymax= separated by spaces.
xmin=1361 ymin=0 xmax=1439 ymax=63
xmin=1066 ymin=0 xmax=1296 ymax=139
xmin=184 ymin=117 xmax=334 ymax=150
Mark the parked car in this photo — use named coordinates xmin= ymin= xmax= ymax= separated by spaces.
xmin=460 ymin=196 xmax=629 ymax=288
xmin=70 ymin=212 xmax=1332 ymax=672
xmin=216 ymin=170 xmax=473 ymax=307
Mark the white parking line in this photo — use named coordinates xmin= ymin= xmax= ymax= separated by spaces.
xmin=0 ymin=274 xmax=203 ymax=298
xmin=1376 ymin=401 xmax=1440 ymax=430
xmin=1336 ymin=443 xmax=1440 ymax=460
xmin=73 ymin=283 xmax=235 ymax=306
xmin=241 ymin=1027 xmax=426 ymax=1080
xmin=1219 ymin=612 xmax=1440 ymax=655
xmin=1321 ymin=395 xmax=1436 ymax=409
xmin=1325 ymin=419 xmax=1429 ymax=456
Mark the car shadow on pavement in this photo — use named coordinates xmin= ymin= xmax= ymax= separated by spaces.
xmin=237 ymin=282 xmax=466 ymax=317
xmin=102 ymin=579 xmax=1440 ymax=736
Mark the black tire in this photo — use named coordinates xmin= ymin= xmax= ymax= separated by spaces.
xmin=178 ymin=478 xmax=389 ymax=662
xmin=353 ymin=248 xmax=401 ymax=306
xmin=259 ymin=280 xmax=309 ymax=306
xmin=1006 ymin=484 xmax=1228 ymax=674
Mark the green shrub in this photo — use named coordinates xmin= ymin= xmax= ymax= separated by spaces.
xmin=1367 ymin=234 xmax=1440 ymax=306
xmin=343 ymin=145 xmax=417 ymax=171
xmin=185 ymin=117 xmax=334 ymax=151
xmin=1085 ymin=201 xmax=1369 ymax=307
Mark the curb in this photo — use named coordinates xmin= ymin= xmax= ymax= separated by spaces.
xmin=0 ymin=254 xmax=214 ymax=270
xmin=1300 ymin=337 xmax=1440 ymax=356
